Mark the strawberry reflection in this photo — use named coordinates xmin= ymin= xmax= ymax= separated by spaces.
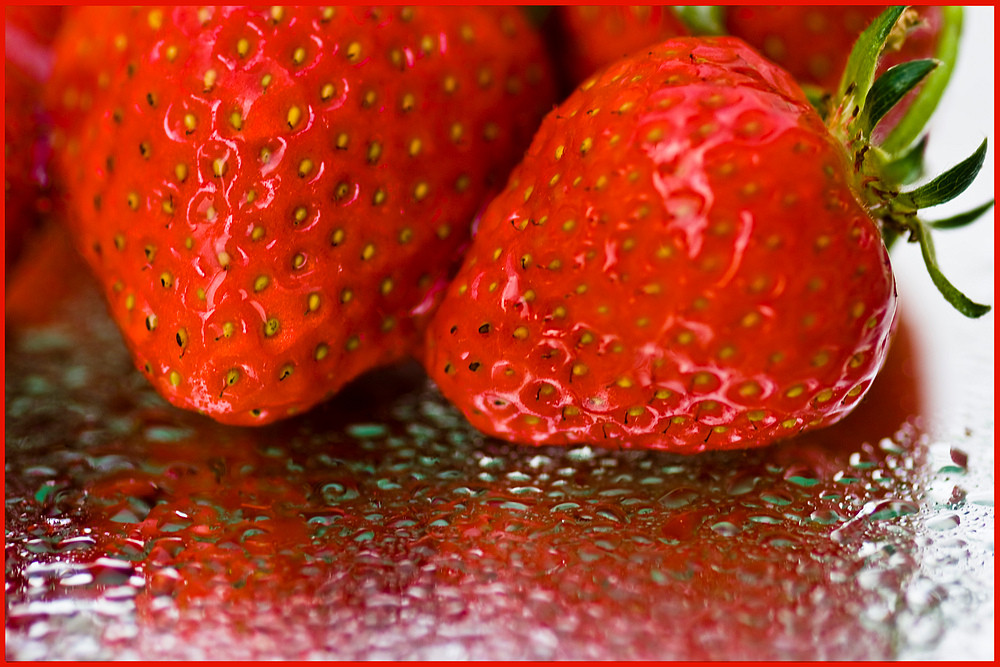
xmin=6 ymin=232 xmax=927 ymax=659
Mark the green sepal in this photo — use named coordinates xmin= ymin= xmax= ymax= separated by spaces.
xmin=673 ymin=6 xmax=726 ymax=36
xmin=898 ymin=139 xmax=988 ymax=209
xmin=927 ymin=200 xmax=996 ymax=230
xmin=881 ymin=6 xmax=964 ymax=155
xmin=912 ymin=219 xmax=991 ymax=318
xmin=882 ymin=135 xmax=928 ymax=185
xmin=836 ymin=6 xmax=907 ymax=112
xmin=861 ymin=59 xmax=938 ymax=137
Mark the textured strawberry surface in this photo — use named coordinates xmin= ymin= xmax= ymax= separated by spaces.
xmin=5 ymin=224 xmax=988 ymax=659
xmin=425 ymin=38 xmax=896 ymax=452
xmin=724 ymin=5 xmax=941 ymax=93
xmin=46 ymin=6 xmax=555 ymax=426
xmin=556 ymin=5 xmax=689 ymax=86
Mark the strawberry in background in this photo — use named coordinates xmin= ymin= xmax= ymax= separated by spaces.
xmin=46 ymin=6 xmax=556 ymax=425
xmin=4 ymin=5 xmax=63 ymax=273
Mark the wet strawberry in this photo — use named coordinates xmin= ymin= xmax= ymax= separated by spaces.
xmin=423 ymin=21 xmax=990 ymax=453
xmin=4 ymin=5 xmax=64 ymax=273
xmin=46 ymin=6 xmax=556 ymax=425
xmin=555 ymin=5 xmax=689 ymax=86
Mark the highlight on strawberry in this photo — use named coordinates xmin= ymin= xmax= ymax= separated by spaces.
xmin=423 ymin=7 xmax=993 ymax=454
xmin=44 ymin=6 xmax=557 ymax=425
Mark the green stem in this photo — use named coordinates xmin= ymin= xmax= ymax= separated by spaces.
xmin=880 ymin=6 xmax=963 ymax=155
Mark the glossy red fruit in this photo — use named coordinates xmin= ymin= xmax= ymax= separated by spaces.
xmin=4 ymin=5 xmax=63 ymax=272
xmin=556 ymin=5 xmax=688 ymax=85
xmin=423 ymin=37 xmax=897 ymax=454
xmin=46 ymin=6 xmax=556 ymax=425
xmin=724 ymin=5 xmax=942 ymax=93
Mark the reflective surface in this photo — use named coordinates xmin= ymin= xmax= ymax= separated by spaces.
xmin=4 ymin=7 xmax=994 ymax=661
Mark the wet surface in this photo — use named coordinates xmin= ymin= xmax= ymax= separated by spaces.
xmin=4 ymin=219 xmax=993 ymax=660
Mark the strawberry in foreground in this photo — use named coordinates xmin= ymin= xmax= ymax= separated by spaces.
xmin=46 ymin=6 xmax=555 ymax=425
xmin=423 ymin=9 xmax=991 ymax=453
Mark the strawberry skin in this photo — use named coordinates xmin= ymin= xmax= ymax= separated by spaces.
xmin=424 ymin=37 xmax=897 ymax=453
xmin=724 ymin=6 xmax=941 ymax=93
xmin=47 ymin=6 xmax=555 ymax=425
xmin=556 ymin=5 xmax=688 ymax=86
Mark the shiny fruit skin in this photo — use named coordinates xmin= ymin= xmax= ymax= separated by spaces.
xmin=424 ymin=37 xmax=897 ymax=454
xmin=47 ymin=6 xmax=556 ymax=425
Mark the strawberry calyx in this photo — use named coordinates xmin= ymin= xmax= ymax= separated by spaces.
xmin=830 ymin=6 xmax=992 ymax=318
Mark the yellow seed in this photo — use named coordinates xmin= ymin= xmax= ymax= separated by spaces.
xmin=436 ymin=225 xmax=451 ymax=240
xmin=372 ymin=188 xmax=387 ymax=206
xmin=814 ymin=388 xmax=834 ymax=403
xmin=408 ymin=138 xmax=422 ymax=157
xmin=455 ymin=174 xmax=470 ymax=192
xmin=572 ymin=363 xmax=588 ymax=376
xmin=331 ymin=228 xmax=345 ymax=246
xmin=627 ymin=406 xmax=646 ymax=417
xmin=125 ymin=294 xmax=135 ymax=311
xmin=320 ymin=83 xmax=335 ymax=100
xmin=450 ymin=122 xmax=464 ymax=142
xmin=443 ymin=75 xmax=458 ymax=93
xmin=292 ymin=253 xmax=305 ymax=270
xmin=741 ymin=311 xmax=762 ymax=327
xmin=781 ymin=418 xmax=798 ymax=429
xmin=367 ymin=141 xmax=382 ymax=163
xmin=287 ymin=106 xmax=302 ymax=129
xmin=345 ymin=41 xmax=362 ymax=62
xmin=340 ymin=288 xmax=353 ymax=303
xmin=381 ymin=316 xmax=396 ymax=332
xmin=398 ymin=228 xmax=413 ymax=244
xmin=229 ymin=110 xmax=242 ymax=131
xmin=203 ymin=69 xmax=217 ymax=91
xmin=361 ymin=244 xmax=375 ymax=260
xmin=380 ymin=278 xmax=393 ymax=295
xmin=264 ymin=317 xmax=280 ymax=337
xmin=345 ymin=336 xmax=360 ymax=351
xmin=335 ymin=133 xmax=349 ymax=150
xmin=785 ymin=385 xmax=805 ymax=398
xmin=237 ymin=38 xmax=250 ymax=57
xmin=169 ymin=371 xmax=181 ymax=387
xmin=654 ymin=389 xmax=671 ymax=400
xmin=401 ymin=93 xmax=415 ymax=112
xmin=145 ymin=314 xmax=158 ymax=330
xmin=270 ymin=6 xmax=284 ymax=22
xmin=315 ymin=343 xmax=329 ymax=361
xmin=512 ymin=326 xmax=529 ymax=340
xmin=563 ymin=406 xmax=580 ymax=417
xmin=212 ymin=158 xmax=226 ymax=177
xmin=253 ymin=275 xmax=270 ymax=292
xmin=261 ymin=73 xmax=272 ymax=88
xmin=292 ymin=46 xmax=306 ymax=65
xmin=160 ymin=272 xmax=173 ymax=289
xmin=148 ymin=10 xmax=163 ymax=29
xmin=413 ymin=182 xmax=429 ymax=201
xmin=174 ymin=163 xmax=188 ymax=183
xmin=616 ymin=377 xmax=633 ymax=388
xmin=307 ymin=293 xmax=321 ymax=312
xmin=362 ymin=90 xmax=377 ymax=107
xmin=217 ymin=251 xmax=231 ymax=268
xmin=126 ymin=192 xmax=139 ymax=210
xmin=279 ymin=363 xmax=294 ymax=380
xmin=293 ymin=206 xmax=310 ymax=224
xmin=298 ymin=158 xmax=313 ymax=177
xmin=738 ymin=381 xmax=761 ymax=397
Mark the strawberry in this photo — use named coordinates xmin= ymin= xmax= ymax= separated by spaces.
xmin=554 ymin=6 xmax=689 ymax=87
xmin=423 ymin=14 xmax=991 ymax=453
xmin=723 ymin=6 xmax=941 ymax=93
xmin=4 ymin=5 xmax=64 ymax=272
xmin=46 ymin=6 xmax=556 ymax=425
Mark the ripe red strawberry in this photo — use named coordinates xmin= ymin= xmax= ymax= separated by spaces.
xmin=423 ymin=20 xmax=990 ymax=453
xmin=555 ymin=5 xmax=689 ymax=86
xmin=723 ymin=5 xmax=942 ymax=93
xmin=46 ymin=6 xmax=556 ymax=425
xmin=4 ymin=5 xmax=64 ymax=272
